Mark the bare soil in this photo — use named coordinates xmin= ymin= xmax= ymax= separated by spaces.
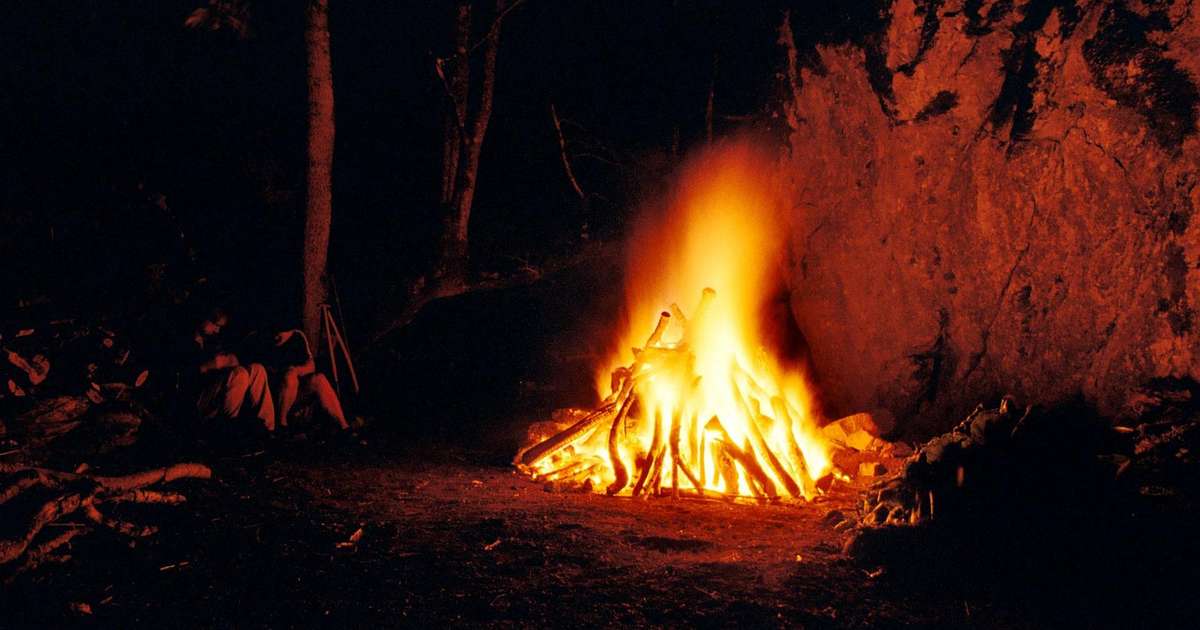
xmin=3 ymin=440 xmax=1034 ymax=628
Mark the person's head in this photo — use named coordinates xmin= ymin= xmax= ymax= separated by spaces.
xmin=197 ymin=306 xmax=229 ymax=338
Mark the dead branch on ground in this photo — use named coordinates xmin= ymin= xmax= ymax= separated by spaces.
xmin=0 ymin=463 xmax=212 ymax=572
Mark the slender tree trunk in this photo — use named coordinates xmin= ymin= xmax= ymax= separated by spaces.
xmin=436 ymin=0 xmax=506 ymax=288
xmin=440 ymin=1 xmax=471 ymax=206
xmin=302 ymin=0 xmax=335 ymax=344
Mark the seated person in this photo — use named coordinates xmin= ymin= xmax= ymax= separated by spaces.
xmin=266 ymin=328 xmax=350 ymax=432
xmin=180 ymin=306 xmax=275 ymax=431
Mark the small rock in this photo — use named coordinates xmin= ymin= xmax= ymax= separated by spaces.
xmin=821 ymin=421 xmax=848 ymax=444
xmin=869 ymin=408 xmax=896 ymax=436
xmin=846 ymin=430 xmax=876 ymax=451
xmin=823 ymin=412 xmax=881 ymax=441
xmin=858 ymin=462 xmax=887 ymax=477
xmin=821 ymin=509 xmax=846 ymax=526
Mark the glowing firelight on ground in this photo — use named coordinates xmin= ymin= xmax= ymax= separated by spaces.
xmin=517 ymin=139 xmax=830 ymax=500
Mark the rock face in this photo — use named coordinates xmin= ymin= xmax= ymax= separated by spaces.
xmin=778 ymin=0 xmax=1200 ymax=436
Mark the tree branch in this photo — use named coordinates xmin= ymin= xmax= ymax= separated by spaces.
xmin=367 ymin=241 xmax=613 ymax=348
xmin=468 ymin=0 xmax=525 ymax=54
xmin=550 ymin=103 xmax=585 ymax=199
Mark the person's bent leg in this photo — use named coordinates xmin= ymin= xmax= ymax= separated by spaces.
xmin=244 ymin=363 xmax=275 ymax=431
xmin=277 ymin=368 xmax=302 ymax=429
xmin=304 ymin=373 xmax=350 ymax=430
xmin=221 ymin=366 xmax=250 ymax=418
xmin=196 ymin=371 xmax=228 ymax=418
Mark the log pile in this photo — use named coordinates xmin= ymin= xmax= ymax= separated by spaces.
xmin=0 ymin=462 xmax=211 ymax=578
xmin=832 ymin=388 xmax=1200 ymax=548
xmin=1 ymin=320 xmax=154 ymax=456
xmin=828 ymin=399 xmax=1035 ymax=532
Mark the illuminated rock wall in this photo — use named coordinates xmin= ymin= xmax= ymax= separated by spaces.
xmin=781 ymin=0 xmax=1200 ymax=435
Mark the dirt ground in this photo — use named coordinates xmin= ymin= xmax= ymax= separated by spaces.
xmin=3 ymin=439 xmax=1042 ymax=629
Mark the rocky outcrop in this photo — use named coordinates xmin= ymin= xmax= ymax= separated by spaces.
xmin=779 ymin=0 xmax=1200 ymax=436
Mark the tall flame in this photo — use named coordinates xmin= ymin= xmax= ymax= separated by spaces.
xmin=523 ymin=139 xmax=829 ymax=499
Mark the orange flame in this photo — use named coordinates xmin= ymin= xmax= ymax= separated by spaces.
xmin=527 ymin=139 xmax=829 ymax=499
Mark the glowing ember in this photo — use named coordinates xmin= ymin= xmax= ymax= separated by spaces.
xmin=516 ymin=140 xmax=830 ymax=501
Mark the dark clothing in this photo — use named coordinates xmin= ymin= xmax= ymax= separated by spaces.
xmin=171 ymin=333 xmax=216 ymax=403
xmin=244 ymin=330 xmax=312 ymax=374
xmin=171 ymin=328 xmax=273 ymax=427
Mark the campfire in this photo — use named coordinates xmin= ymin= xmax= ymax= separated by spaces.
xmin=516 ymin=142 xmax=832 ymax=501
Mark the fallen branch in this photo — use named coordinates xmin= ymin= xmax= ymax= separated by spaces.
xmin=0 ymin=462 xmax=211 ymax=571
xmin=0 ymin=493 xmax=84 ymax=564
xmin=82 ymin=502 xmax=159 ymax=538
xmin=92 ymin=463 xmax=212 ymax=490
xmin=0 ymin=468 xmax=62 ymax=505
xmin=6 ymin=527 xmax=89 ymax=581
xmin=99 ymin=489 xmax=188 ymax=505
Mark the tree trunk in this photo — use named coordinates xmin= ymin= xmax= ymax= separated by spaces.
xmin=440 ymin=1 xmax=471 ymax=206
xmin=436 ymin=0 xmax=506 ymax=288
xmin=302 ymin=0 xmax=335 ymax=344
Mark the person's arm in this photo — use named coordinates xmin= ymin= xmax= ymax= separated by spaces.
xmin=198 ymin=352 xmax=239 ymax=374
xmin=291 ymin=357 xmax=316 ymax=377
xmin=274 ymin=330 xmax=314 ymax=376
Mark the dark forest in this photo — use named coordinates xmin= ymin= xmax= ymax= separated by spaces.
xmin=3 ymin=1 xmax=1200 ymax=627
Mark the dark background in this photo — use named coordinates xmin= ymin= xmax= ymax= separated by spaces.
xmin=0 ymin=0 xmax=884 ymax=441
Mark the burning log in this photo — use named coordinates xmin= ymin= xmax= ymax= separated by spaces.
xmin=644 ymin=310 xmax=672 ymax=348
xmin=731 ymin=361 xmax=818 ymax=497
xmin=685 ymin=288 xmax=716 ymax=341
xmin=771 ymin=397 xmax=814 ymax=498
xmin=516 ymin=402 xmax=616 ymax=470
xmin=534 ymin=457 xmax=602 ymax=483
xmin=516 ymin=286 xmax=831 ymax=502
xmin=705 ymin=416 xmax=777 ymax=500
xmin=606 ymin=311 xmax=671 ymax=495
xmin=668 ymin=303 xmax=687 ymax=327
xmin=731 ymin=374 xmax=802 ymax=499
xmin=669 ymin=409 xmax=707 ymax=497
xmin=605 ymin=381 xmax=637 ymax=495
xmin=713 ymin=438 xmax=739 ymax=497
xmin=631 ymin=409 xmax=666 ymax=497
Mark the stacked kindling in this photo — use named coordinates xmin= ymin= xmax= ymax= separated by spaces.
xmin=515 ymin=289 xmax=824 ymax=503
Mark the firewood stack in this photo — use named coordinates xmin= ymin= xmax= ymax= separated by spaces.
xmin=2 ymin=321 xmax=152 ymax=455
xmin=515 ymin=288 xmax=835 ymax=502
xmin=831 ymin=390 xmax=1200 ymax=541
